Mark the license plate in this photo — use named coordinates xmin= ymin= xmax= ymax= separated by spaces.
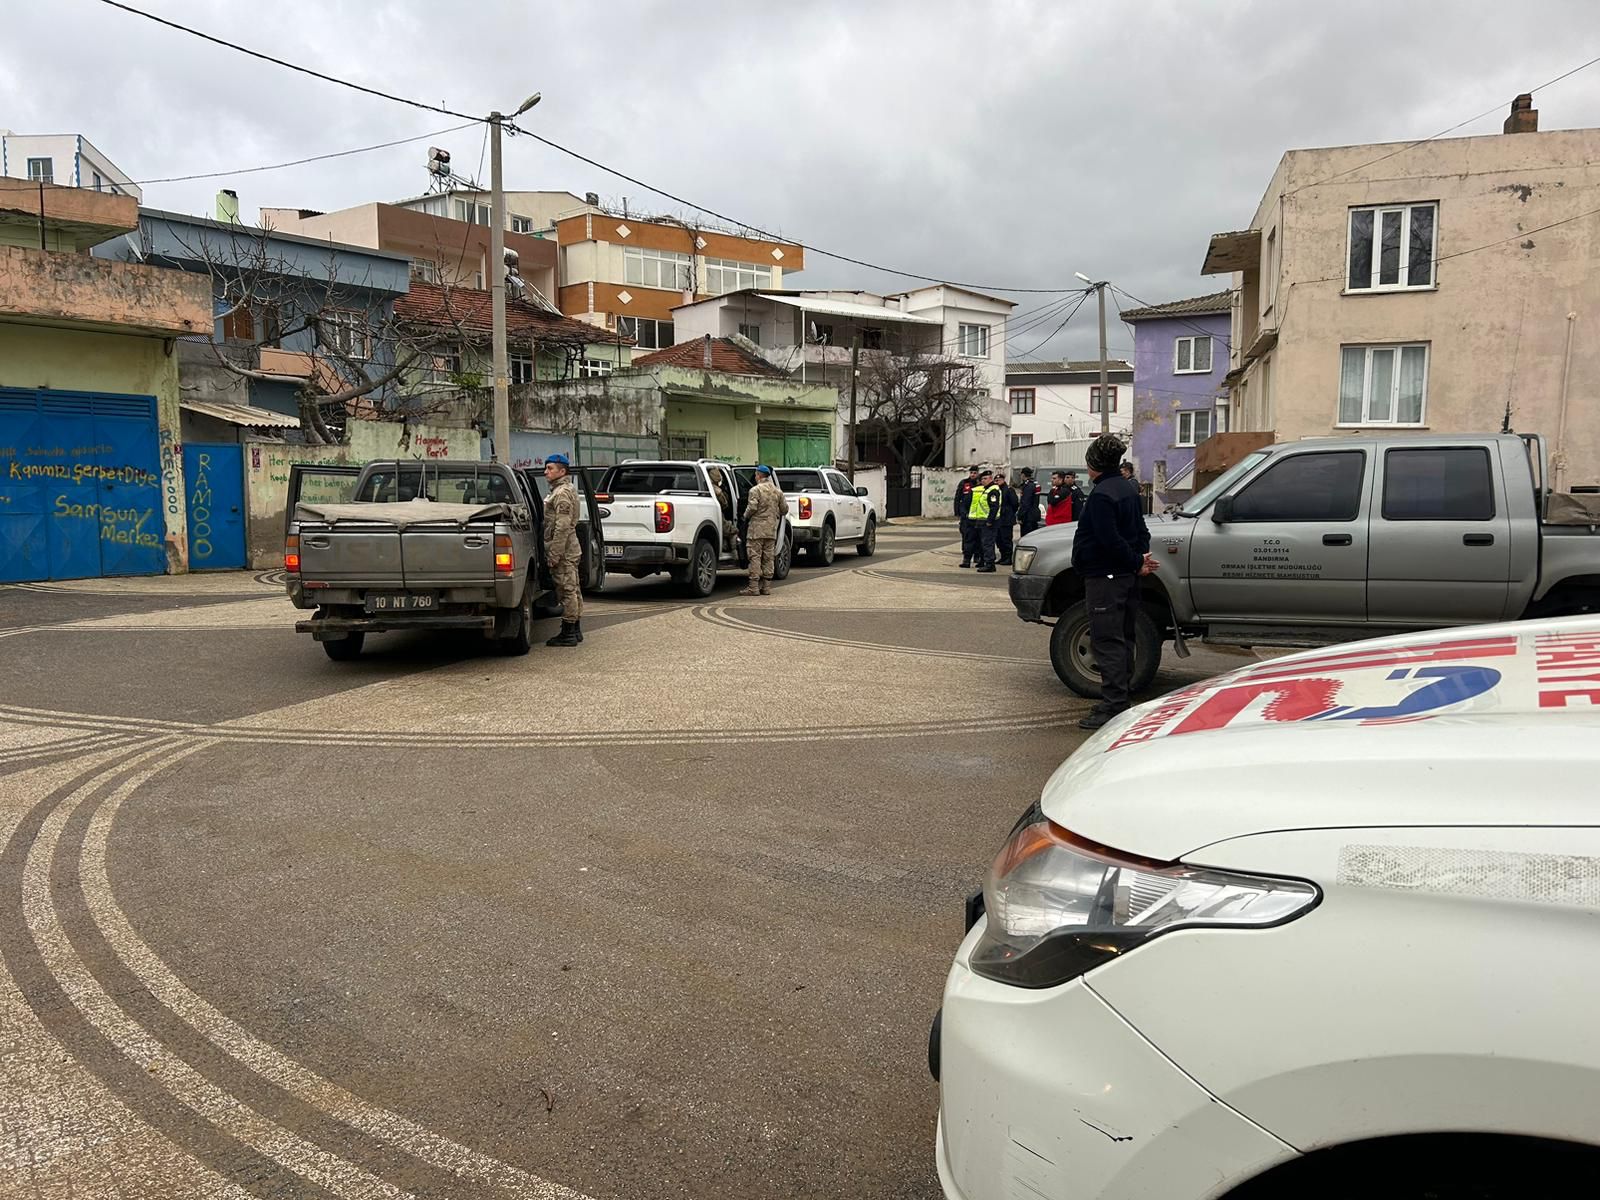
xmin=364 ymin=592 xmax=436 ymax=612
xmin=605 ymin=544 xmax=625 ymax=560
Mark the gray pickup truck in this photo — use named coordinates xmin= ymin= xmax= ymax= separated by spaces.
xmin=1010 ymin=432 xmax=1600 ymax=696
xmin=284 ymin=460 xmax=541 ymax=660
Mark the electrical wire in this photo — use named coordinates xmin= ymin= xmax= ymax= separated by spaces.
xmin=131 ymin=123 xmax=476 ymax=187
xmin=1009 ymin=291 xmax=1093 ymax=360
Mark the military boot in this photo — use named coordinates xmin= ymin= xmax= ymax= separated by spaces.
xmin=572 ymin=620 xmax=584 ymax=643
xmin=546 ymin=621 xmax=580 ymax=647
xmin=759 ymin=581 xmax=771 ymax=595
xmin=739 ymin=585 xmax=761 ymax=596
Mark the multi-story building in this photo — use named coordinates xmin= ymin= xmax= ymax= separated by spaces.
xmin=1004 ymin=359 xmax=1134 ymax=451
xmin=671 ymin=285 xmax=1015 ymax=468
xmin=0 ymin=130 xmax=140 ymax=200
xmin=1121 ymin=291 xmax=1233 ymax=506
xmin=1202 ymin=95 xmax=1600 ymax=487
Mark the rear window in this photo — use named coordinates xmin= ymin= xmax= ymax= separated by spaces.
xmin=356 ymin=467 xmax=517 ymax=505
xmin=1382 ymin=448 xmax=1495 ymax=521
xmin=777 ymin=470 xmax=824 ymax=492
xmin=605 ymin=466 xmax=701 ymax=494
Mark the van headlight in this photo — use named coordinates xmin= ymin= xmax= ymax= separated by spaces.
xmin=1012 ymin=547 xmax=1036 ymax=575
xmin=970 ymin=810 xmax=1319 ymax=989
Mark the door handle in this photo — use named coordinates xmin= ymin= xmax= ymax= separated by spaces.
xmin=463 ymin=536 xmax=490 ymax=548
xmin=1463 ymin=533 xmax=1495 ymax=546
xmin=1322 ymin=533 xmax=1353 ymax=546
xmin=305 ymin=537 xmax=330 ymax=549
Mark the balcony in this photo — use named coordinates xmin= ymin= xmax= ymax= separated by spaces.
xmin=0 ymin=244 xmax=211 ymax=337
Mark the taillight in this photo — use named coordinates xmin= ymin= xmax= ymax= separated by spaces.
xmin=284 ymin=534 xmax=300 ymax=574
xmin=655 ymin=500 xmax=674 ymax=533
xmin=798 ymin=496 xmax=812 ymax=519
xmin=495 ymin=534 xmax=514 ymax=575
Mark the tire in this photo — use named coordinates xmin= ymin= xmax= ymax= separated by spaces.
xmin=321 ymin=632 xmax=365 ymax=661
xmin=807 ymin=521 xmax=836 ymax=566
xmin=1048 ymin=599 xmax=1162 ymax=698
xmin=773 ymin=531 xmax=793 ymax=581
xmin=683 ymin=537 xmax=718 ymax=597
xmin=496 ymin=591 xmax=533 ymax=656
xmin=856 ymin=516 xmax=877 ymax=558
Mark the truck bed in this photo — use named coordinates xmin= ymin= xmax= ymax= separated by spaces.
xmin=294 ymin=499 xmax=512 ymax=589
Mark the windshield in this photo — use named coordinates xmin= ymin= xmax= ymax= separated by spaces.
xmin=603 ymin=465 xmax=702 ymax=494
xmin=1178 ymin=451 xmax=1270 ymax=515
xmin=356 ymin=466 xmax=516 ymax=506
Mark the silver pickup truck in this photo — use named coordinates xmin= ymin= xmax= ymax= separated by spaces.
xmin=1010 ymin=433 xmax=1600 ymax=696
xmin=284 ymin=460 xmax=541 ymax=660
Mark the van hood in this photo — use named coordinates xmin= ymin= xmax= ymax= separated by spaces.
xmin=1040 ymin=616 xmax=1600 ymax=860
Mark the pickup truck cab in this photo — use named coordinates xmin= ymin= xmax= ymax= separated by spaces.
xmin=774 ymin=467 xmax=878 ymax=564
xmin=1010 ymin=433 xmax=1600 ymax=697
xmin=933 ymin=615 xmax=1600 ymax=1200
xmin=284 ymin=460 xmax=543 ymax=660
xmin=596 ymin=459 xmax=792 ymax=596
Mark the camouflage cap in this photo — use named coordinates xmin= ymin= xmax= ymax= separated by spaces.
xmin=1084 ymin=434 xmax=1126 ymax=473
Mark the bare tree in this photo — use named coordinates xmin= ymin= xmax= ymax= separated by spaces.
xmin=853 ymin=351 xmax=988 ymax=477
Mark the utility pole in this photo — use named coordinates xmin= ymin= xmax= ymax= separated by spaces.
xmin=1074 ymin=273 xmax=1112 ymax=435
xmin=846 ymin=328 xmax=860 ymax=481
xmin=487 ymin=92 xmax=541 ymax=464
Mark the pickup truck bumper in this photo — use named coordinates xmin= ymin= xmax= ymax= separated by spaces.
xmin=296 ymin=614 xmax=495 ymax=638
xmin=1009 ymin=572 xmax=1052 ymax=623
xmin=605 ymin=543 xmax=690 ymax=566
xmin=790 ymin=526 xmax=822 ymax=544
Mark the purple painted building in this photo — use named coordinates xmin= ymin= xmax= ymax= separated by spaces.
xmin=1122 ymin=290 xmax=1234 ymax=509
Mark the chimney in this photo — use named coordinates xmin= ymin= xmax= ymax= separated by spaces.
xmin=703 ymin=333 xmax=713 ymax=368
xmin=216 ymin=189 xmax=240 ymax=223
xmin=584 ymin=191 xmax=600 ymax=206
xmin=1504 ymin=93 xmax=1538 ymax=134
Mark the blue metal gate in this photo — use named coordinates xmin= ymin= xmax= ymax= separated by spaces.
xmin=182 ymin=443 xmax=246 ymax=570
xmin=0 ymin=388 xmax=166 ymax=583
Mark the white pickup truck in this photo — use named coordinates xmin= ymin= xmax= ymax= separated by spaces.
xmin=775 ymin=467 xmax=878 ymax=565
xmin=595 ymin=459 xmax=793 ymax=597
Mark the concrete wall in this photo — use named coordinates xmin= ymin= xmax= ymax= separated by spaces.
xmin=920 ymin=467 xmax=967 ymax=518
xmin=510 ymin=376 xmax=661 ymax=437
xmin=1129 ymin=312 xmax=1230 ymax=503
xmin=0 ymin=133 xmax=140 ymax=200
xmin=243 ymin=420 xmax=480 ymax=567
xmin=0 ymin=244 xmax=211 ymax=336
xmin=1224 ymin=126 xmax=1600 ymax=485
xmin=853 ymin=464 xmax=887 ymax=519
xmin=0 ymin=321 xmax=189 ymax=572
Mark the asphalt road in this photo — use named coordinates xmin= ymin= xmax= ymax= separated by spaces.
xmin=0 ymin=525 xmax=1250 ymax=1199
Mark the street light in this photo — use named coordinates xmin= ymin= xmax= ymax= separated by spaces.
xmin=1076 ymin=271 xmax=1111 ymax=435
xmin=487 ymin=90 xmax=539 ymax=462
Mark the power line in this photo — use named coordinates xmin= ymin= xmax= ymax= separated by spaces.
xmin=127 ymin=123 xmax=476 ymax=187
xmin=93 ymin=0 xmax=1081 ymax=296
xmin=1010 ymin=291 xmax=1093 ymax=360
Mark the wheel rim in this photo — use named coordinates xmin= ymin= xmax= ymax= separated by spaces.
xmin=866 ymin=522 xmax=876 ymax=552
xmin=1071 ymin=625 xmax=1101 ymax=681
xmin=697 ymin=547 xmax=715 ymax=591
xmin=823 ymin=526 xmax=834 ymax=558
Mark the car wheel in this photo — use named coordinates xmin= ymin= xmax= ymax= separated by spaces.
xmin=808 ymin=521 xmax=836 ymax=566
xmin=496 ymin=591 xmax=533 ymax=656
xmin=773 ymin=533 xmax=793 ymax=580
xmin=1048 ymin=600 xmax=1162 ymax=698
xmin=322 ymin=632 xmax=365 ymax=661
xmin=685 ymin=537 xmax=718 ymax=597
xmin=856 ymin=516 xmax=877 ymax=557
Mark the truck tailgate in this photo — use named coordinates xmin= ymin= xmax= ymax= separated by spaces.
xmin=399 ymin=525 xmax=496 ymax=587
xmin=299 ymin=525 xmax=401 ymax=585
xmin=603 ymin=498 xmax=664 ymax=541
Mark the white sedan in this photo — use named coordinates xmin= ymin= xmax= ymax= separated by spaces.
xmin=933 ymin=615 xmax=1600 ymax=1200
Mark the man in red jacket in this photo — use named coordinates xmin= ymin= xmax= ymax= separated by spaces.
xmin=1045 ymin=471 xmax=1083 ymax=526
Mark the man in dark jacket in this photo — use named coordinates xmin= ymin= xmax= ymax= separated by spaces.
xmin=955 ymin=465 xmax=980 ymax=568
xmin=1018 ymin=467 xmax=1041 ymax=537
xmin=994 ymin=471 xmax=1020 ymax=565
xmin=1072 ymin=434 xmax=1156 ymax=730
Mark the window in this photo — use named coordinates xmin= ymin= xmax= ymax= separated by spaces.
xmin=738 ymin=322 xmax=761 ymax=345
xmin=1215 ymin=404 xmax=1230 ymax=433
xmin=808 ymin=321 xmax=835 ymax=345
xmin=618 ymin=316 xmax=673 ymax=349
xmin=92 ymin=172 xmax=103 ymax=192
xmin=703 ymin=257 xmax=773 ymax=295
xmin=1231 ymin=451 xmax=1365 ymax=522
xmin=410 ymin=259 xmax=441 ymax=284
xmin=321 ymin=310 xmax=371 ymax=359
xmin=861 ymin=327 xmax=884 ymax=351
xmin=510 ymin=214 xmax=533 ymax=234
xmin=454 ymin=200 xmax=492 ymax=226
xmin=663 ymin=433 xmax=707 ymax=459
xmin=580 ymin=358 xmax=614 ymax=378
xmin=1010 ymin=433 xmax=1035 ymax=450
xmin=1347 ymin=202 xmax=1436 ymax=291
xmin=624 ymin=246 xmax=692 ymax=290
xmin=605 ymin=464 xmax=700 ymax=493
xmin=1090 ymin=385 xmax=1118 ymax=413
xmin=1010 ymin=388 xmax=1036 ymax=414
xmin=958 ymin=323 xmax=990 ymax=358
xmin=827 ymin=472 xmax=856 ymax=496
xmin=221 ymin=305 xmax=255 ymax=343
xmin=1338 ymin=343 xmax=1428 ymax=426
xmin=1176 ymin=410 xmax=1213 ymax=447
xmin=26 ymin=157 xmax=52 ymax=184
xmin=429 ymin=350 xmax=462 ymax=384
xmin=1382 ymin=448 xmax=1495 ymax=521
xmin=1264 ymin=228 xmax=1278 ymax=312
xmin=1174 ymin=335 xmax=1213 ymax=374
xmin=509 ymin=354 xmax=535 ymax=385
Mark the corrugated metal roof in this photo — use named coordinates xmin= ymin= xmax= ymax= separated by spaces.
xmin=181 ymin=399 xmax=300 ymax=429
xmin=758 ymin=294 xmax=943 ymax=325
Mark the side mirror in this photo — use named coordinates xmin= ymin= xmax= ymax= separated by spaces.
xmin=1211 ymin=496 xmax=1234 ymax=524
xmin=855 ymin=486 xmax=868 ymax=497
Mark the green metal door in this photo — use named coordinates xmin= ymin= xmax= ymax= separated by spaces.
xmin=757 ymin=421 xmax=832 ymax=467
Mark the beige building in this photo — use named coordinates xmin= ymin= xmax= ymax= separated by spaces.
xmin=1203 ymin=95 xmax=1599 ymax=488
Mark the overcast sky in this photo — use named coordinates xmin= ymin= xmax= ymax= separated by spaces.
xmin=5 ymin=0 xmax=1599 ymax=360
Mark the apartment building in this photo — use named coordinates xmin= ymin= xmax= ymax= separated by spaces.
xmin=0 ymin=131 xmax=140 ymax=200
xmin=1005 ymin=359 xmax=1134 ymax=451
xmin=1203 ymin=95 xmax=1600 ymax=487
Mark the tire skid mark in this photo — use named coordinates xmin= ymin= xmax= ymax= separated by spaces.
xmin=692 ymin=604 xmax=1042 ymax=667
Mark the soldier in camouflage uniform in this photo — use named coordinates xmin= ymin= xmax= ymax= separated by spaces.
xmin=740 ymin=464 xmax=787 ymax=596
xmin=708 ymin=466 xmax=738 ymax=551
xmin=542 ymin=454 xmax=584 ymax=646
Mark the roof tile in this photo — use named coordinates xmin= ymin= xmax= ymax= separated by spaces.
xmin=632 ymin=336 xmax=786 ymax=378
xmin=395 ymin=280 xmax=616 ymax=344
xmin=1117 ymin=290 xmax=1235 ymax=321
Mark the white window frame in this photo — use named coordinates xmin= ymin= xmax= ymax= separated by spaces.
xmin=618 ymin=316 xmax=673 ymax=349
xmin=1337 ymin=343 xmax=1430 ymax=427
xmin=1010 ymin=433 xmax=1034 ymax=450
xmin=322 ymin=310 xmax=371 ymax=360
xmin=1175 ymin=409 xmax=1213 ymax=447
xmin=1174 ymin=335 xmax=1213 ymax=374
xmin=623 ymin=246 xmax=691 ymax=291
xmin=1010 ymin=388 xmax=1036 ymax=414
xmin=454 ymin=200 xmax=492 ymax=226
xmin=26 ymin=157 xmax=53 ymax=184
xmin=1346 ymin=202 xmax=1438 ymax=293
xmin=1090 ymin=385 xmax=1118 ymax=414
xmin=737 ymin=322 xmax=761 ymax=345
xmin=510 ymin=214 xmax=533 ymax=234
xmin=580 ymin=358 xmax=614 ymax=378
xmin=958 ymin=323 xmax=990 ymax=358
xmin=509 ymin=354 xmax=535 ymax=385
xmin=703 ymin=257 xmax=774 ymax=296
